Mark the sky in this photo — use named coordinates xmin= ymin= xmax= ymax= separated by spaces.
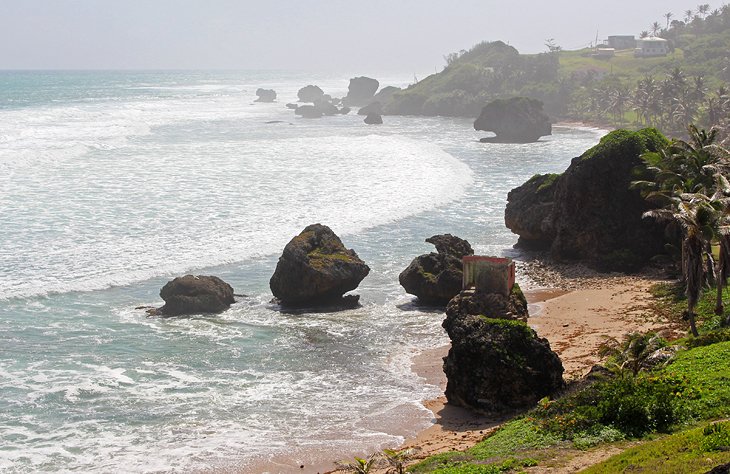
xmin=0 ymin=0 xmax=721 ymax=72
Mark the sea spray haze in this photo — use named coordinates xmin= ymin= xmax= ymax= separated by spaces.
xmin=0 ymin=70 xmax=603 ymax=472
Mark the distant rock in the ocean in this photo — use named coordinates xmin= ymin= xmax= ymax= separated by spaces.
xmin=372 ymin=86 xmax=400 ymax=106
xmin=357 ymin=102 xmax=383 ymax=116
xmin=314 ymin=99 xmax=339 ymax=116
xmin=295 ymin=105 xmax=323 ymax=118
xmin=338 ymin=106 xmax=351 ymax=115
xmin=297 ymin=85 xmax=325 ymax=103
xmin=255 ymin=88 xmax=277 ymax=103
xmin=474 ymin=97 xmax=551 ymax=143
xmin=269 ymin=224 xmax=370 ymax=307
xmin=285 ymin=103 xmax=299 ymax=110
xmin=363 ymin=113 xmax=383 ymax=125
xmin=154 ymin=275 xmax=235 ymax=316
xmin=343 ymin=76 xmax=380 ymax=106
xmin=399 ymin=234 xmax=473 ymax=305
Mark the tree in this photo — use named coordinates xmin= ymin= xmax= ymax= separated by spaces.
xmin=382 ymin=448 xmax=419 ymax=474
xmin=640 ymin=30 xmax=650 ymax=39
xmin=685 ymin=9 xmax=696 ymax=23
xmin=651 ymin=21 xmax=662 ymax=36
xmin=545 ymin=38 xmax=562 ymax=53
xmin=698 ymin=3 xmax=711 ymax=19
xmin=665 ymin=12 xmax=674 ymax=29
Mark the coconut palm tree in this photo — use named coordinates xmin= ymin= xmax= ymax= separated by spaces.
xmin=698 ymin=4 xmax=711 ymax=19
xmin=665 ymin=12 xmax=674 ymax=29
xmin=685 ymin=9 xmax=696 ymax=23
xmin=651 ymin=21 xmax=662 ymax=36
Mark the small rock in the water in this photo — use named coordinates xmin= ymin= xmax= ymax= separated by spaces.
xmin=363 ymin=113 xmax=383 ymax=125
xmin=154 ymin=275 xmax=235 ymax=316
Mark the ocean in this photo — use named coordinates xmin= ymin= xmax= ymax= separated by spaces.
xmin=0 ymin=70 xmax=604 ymax=472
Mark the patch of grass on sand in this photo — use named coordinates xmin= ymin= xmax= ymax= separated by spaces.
xmin=581 ymin=422 xmax=730 ymax=474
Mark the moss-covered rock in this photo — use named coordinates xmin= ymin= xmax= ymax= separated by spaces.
xmin=399 ymin=234 xmax=474 ymax=305
xmin=269 ymin=224 xmax=370 ymax=307
xmin=505 ymin=128 xmax=670 ymax=271
xmin=156 ymin=275 xmax=235 ymax=316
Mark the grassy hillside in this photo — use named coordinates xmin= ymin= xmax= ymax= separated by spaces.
xmin=383 ymin=4 xmax=730 ymax=138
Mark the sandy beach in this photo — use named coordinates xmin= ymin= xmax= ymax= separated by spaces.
xmin=321 ymin=266 xmax=679 ymax=474
xmin=246 ymin=262 xmax=681 ymax=474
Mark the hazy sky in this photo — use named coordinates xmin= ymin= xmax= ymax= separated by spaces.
xmin=0 ymin=0 xmax=720 ymax=72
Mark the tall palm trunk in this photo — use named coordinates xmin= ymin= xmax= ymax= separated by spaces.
xmin=685 ymin=234 xmax=703 ymax=337
xmin=719 ymin=236 xmax=730 ymax=325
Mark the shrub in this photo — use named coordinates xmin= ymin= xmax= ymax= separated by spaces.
xmin=702 ymin=422 xmax=730 ymax=452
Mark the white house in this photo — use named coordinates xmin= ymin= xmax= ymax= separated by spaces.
xmin=634 ymin=37 xmax=669 ymax=57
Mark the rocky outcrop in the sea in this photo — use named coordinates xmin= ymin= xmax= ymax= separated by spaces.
xmin=155 ymin=275 xmax=235 ymax=316
xmin=314 ymin=99 xmax=339 ymax=116
xmin=505 ymin=128 xmax=669 ymax=271
xmin=504 ymin=173 xmax=559 ymax=249
xmin=270 ymin=224 xmax=370 ymax=307
xmin=372 ymin=86 xmax=400 ymax=105
xmin=295 ymin=105 xmax=323 ymax=118
xmin=255 ymin=88 xmax=277 ymax=103
xmin=363 ymin=113 xmax=383 ymax=125
xmin=297 ymin=85 xmax=325 ymax=103
xmin=442 ymin=286 xmax=564 ymax=414
xmin=399 ymin=234 xmax=473 ymax=305
xmin=343 ymin=76 xmax=379 ymax=106
xmin=474 ymin=97 xmax=552 ymax=143
xmin=357 ymin=102 xmax=383 ymax=116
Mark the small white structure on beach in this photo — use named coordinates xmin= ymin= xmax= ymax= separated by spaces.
xmin=634 ymin=37 xmax=669 ymax=57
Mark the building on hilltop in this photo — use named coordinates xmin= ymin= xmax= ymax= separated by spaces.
xmin=634 ymin=37 xmax=669 ymax=57
xmin=607 ymin=35 xmax=636 ymax=50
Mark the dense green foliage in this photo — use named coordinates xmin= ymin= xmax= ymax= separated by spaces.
xmin=580 ymin=128 xmax=668 ymax=161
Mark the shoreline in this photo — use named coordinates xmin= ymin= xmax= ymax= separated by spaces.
xmin=363 ymin=269 xmax=680 ymax=472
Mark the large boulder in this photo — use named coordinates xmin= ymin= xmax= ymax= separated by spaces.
xmin=255 ymin=88 xmax=277 ymax=103
xmin=363 ymin=113 xmax=383 ymax=125
xmin=357 ymin=102 xmax=383 ymax=116
xmin=270 ymin=224 xmax=370 ymax=307
xmin=297 ymin=85 xmax=325 ymax=103
xmin=399 ymin=234 xmax=473 ymax=305
xmin=294 ymin=105 xmax=323 ymax=118
xmin=156 ymin=275 xmax=235 ymax=316
xmin=313 ymin=99 xmax=339 ymax=116
xmin=442 ymin=287 xmax=564 ymax=414
xmin=343 ymin=76 xmax=380 ymax=106
xmin=506 ymin=128 xmax=670 ymax=271
xmin=474 ymin=97 xmax=552 ymax=143
xmin=504 ymin=173 xmax=559 ymax=249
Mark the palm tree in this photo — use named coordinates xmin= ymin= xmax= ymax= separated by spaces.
xmin=599 ymin=332 xmax=668 ymax=375
xmin=636 ymin=126 xmax=730 ymax=336
xmin=665 ymin=12 xmax=674 ymax=29
xmin=651 ymin=21 xmax=662 ymax=36
xmin=640 ymin=30 xmax=650 ymax=39
xmin=685 ymin=9 xmax=696 ymax=23
xmin=698 ymin=4 xmax=711 ymax=19
xmin=338 ymin=456 xmax=378 ymax=474
xmin=382 ymin=448 xmax=419 ymax=474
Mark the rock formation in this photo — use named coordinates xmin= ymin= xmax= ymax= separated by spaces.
xmin=504 ymin=173 xmax=559 ymax=249
xmin=363 ymin=113 xmax=383 ymax=125
xmin=255 ymin=88 xmax=276 ymax=103
xmin=270 ymin=224 xmax=370 ymax=307
xmin=357 ymin=102 xmax=383 ymax=116
xmin=297 ymin=85 xmax=325 ymax=103
xmin=474 ymin=97 xmax=552 ymax=143
xmin=505 ymin=128 xmax=669 ymax=271
xmin=313 ymin=99 xmax=339 ymax=116
xmin=442 ymin=286 xmax=564 ymax=414
xmin=372 ymin=86 xmax=401 ymax=106
xmin=399 ymin=234 xmax=473 ymax=305
xmin=155 ymin=275 xmax=235 ymax=316
xmin=343 ymin=76 xmax=379 ymax=106
xmin=294 ymin=105 xmax=323 ymax=118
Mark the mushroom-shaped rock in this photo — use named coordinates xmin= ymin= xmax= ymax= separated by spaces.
xmin=297 ymin=85 xmax=325 ymax=103
xmin=363 ymin=113 xmax=383 ymax=125
xmin=270 ymin=224 xmax=370 ymax=307
xmin=399 ymin=234 xmax=473 ymax=305
xmin=442 ymin=287 xmax=564 ymax=414
xmin=255 ymin=88 xmax=277 ymax=103
xmin=474 ymin=97 xmax=552 ymax=143
xmin=343 ymin=76 xmax=379 ymax=106
xmin=157 ymin=275 xmax=235 ymax=316
xmin=357 ymin=102 xmax=383 ymax=116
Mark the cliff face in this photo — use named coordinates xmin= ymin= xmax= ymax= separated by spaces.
xmin=505 ymin=129 xmax=669 ymax=271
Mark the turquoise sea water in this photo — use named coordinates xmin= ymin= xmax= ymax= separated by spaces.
xmin=0 ymin=71 xmax=603 ymax=472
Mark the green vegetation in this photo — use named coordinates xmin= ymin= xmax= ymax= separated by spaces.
xmin=410 ymin=338 xmax=730 ymax=472
xmin=385 ymin=4 xmax=730 ymax=139
xmin=581 ymin=423 xmax=730 ymax=473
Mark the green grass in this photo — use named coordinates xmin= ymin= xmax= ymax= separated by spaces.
xmin=410 ymin=419 xmax=557 ymax=473
xmin=557 ymin=48 xmax=685 ymax=81
xmin=661 ymin=342 xmax=730 ymax=420
xmin=581 ymin=422 xmax=730 ymax=474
